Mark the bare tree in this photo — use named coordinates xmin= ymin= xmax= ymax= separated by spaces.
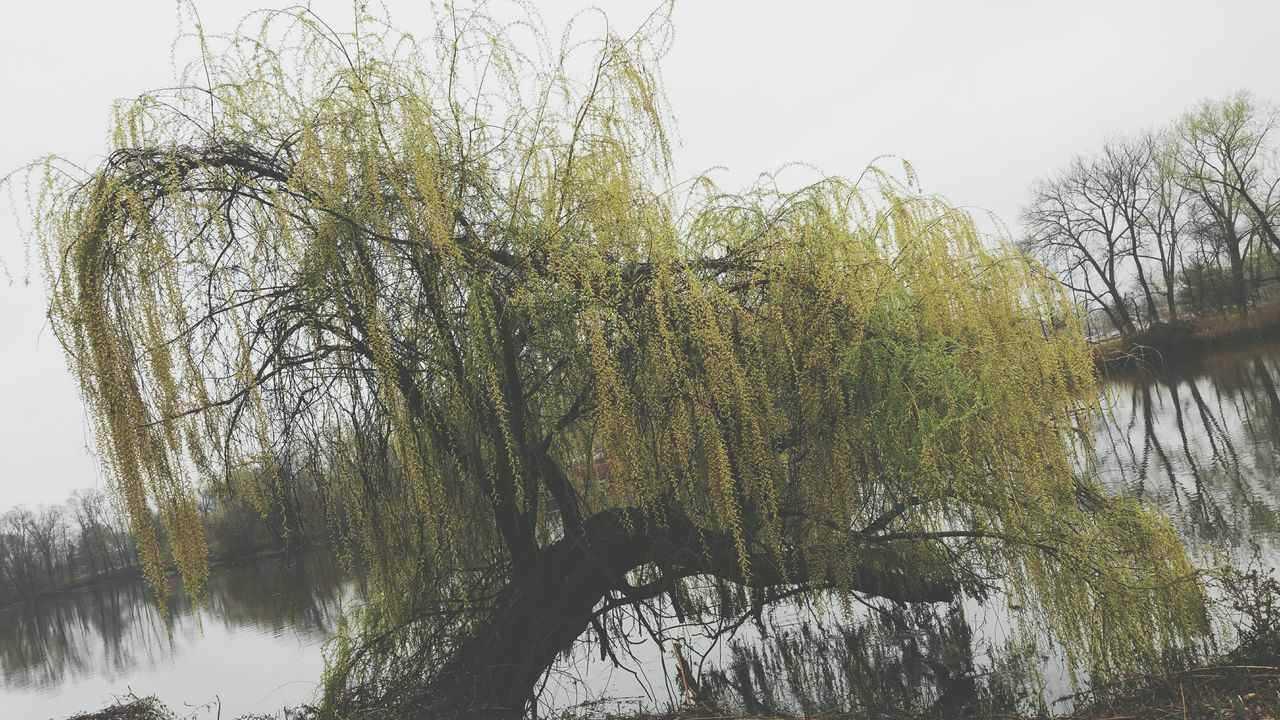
xmin=1022 ymin=153 xmax=1139 ymax=334
xmin=1175 ymin=92 xmax=1280 ymax=313
xmin=1 ymin=509 xmax=40 ymax=595
xmin=68 ymin=488 xmax=124 ymax=576
xmin=1137 ymin=130 xmax=1194 ymax=320
xmin=1024 ymin=93 xmax=1280 ymax=326
xmin=1100 ymin=136 xmax=1161 ymax=323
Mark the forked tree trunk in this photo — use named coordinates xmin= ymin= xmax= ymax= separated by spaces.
xmin=1226 ymin=235 xmax=1250 ymax=315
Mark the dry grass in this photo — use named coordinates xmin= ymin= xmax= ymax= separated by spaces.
xmin=1188 ymin=303 xmax=1280 ymax=345
xmin=1061 ymin=664 xmax=1280 ymax=720
xmin=66 ymin=696 xmax=174 ymax=720
xmin=1094 ymin=301 xmax=1280 ymax=373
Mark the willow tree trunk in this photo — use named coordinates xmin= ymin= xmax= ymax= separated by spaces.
xmin=420 ymin=508 xmax=663 ymax=718
xmin=413 ymin=508 xmax=957 ymax=719
xmin=422 ymin=542 xmax=619 ymax=718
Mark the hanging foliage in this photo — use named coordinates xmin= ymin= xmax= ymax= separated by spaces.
xmin=19 ymin=4 xmax=1207 ymax=716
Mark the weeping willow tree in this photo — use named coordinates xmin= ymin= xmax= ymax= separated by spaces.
xmin=23 ymin=4 xmax=1207 ymax=717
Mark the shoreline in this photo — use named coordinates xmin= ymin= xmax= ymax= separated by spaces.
xmin=64 ymin=656 xmax=1280 ymax=720
xmin=0 ymin=541 xmax=327 ymax=612
xmin=1092 ymin=302 xmax=1280 ymax=375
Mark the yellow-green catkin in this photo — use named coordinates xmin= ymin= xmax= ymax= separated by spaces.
xmin=19 ymin=2 xmax=1207 ymax=683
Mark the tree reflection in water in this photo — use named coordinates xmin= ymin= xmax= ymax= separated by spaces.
xmin=0 ymin=550 xmax=356 ymax=695
xmin=573 ymin=342 xmax=1280 ymax=717
xmin=1094 ymin=342 xmax=1280 ymax=557
xmin=699 ymin=601 xmax=1039 ymax=718
xmin=5 ymin=344 xmax=1279 ymax=716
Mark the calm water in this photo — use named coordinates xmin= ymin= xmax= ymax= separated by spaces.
xmin=3 ymin=342 xmax=1279 ymax=718
xmin=0 ymin=553 xmax=360 ymax=718
xmin=1093 ymin=342 xmax=1280 ymax=562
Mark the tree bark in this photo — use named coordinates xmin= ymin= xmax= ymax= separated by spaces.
xmin=417 ymin=507 xmax=957 ymax=718
xmin=1226 ymin=234 xmax=1250 ymax=314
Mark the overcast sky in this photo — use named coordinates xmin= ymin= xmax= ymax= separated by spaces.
xmin=3 ymin=0 xmax=1280 ymax=509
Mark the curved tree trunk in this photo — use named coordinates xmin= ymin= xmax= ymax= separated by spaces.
xmin=416 ymin=508 xmax=958 ymax=719
xmin=423 ymin=541 xmax=618 ymax=717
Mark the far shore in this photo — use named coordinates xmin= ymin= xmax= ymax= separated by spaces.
xmin=1093 ymin=301 xmax=1280 ymax=374
xmin=0 ymin=541 xmax=328 ymax=612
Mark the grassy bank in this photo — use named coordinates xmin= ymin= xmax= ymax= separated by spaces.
xmin=66 ymin=695 xmax=287 ymax=720
xmin=1094 ymin=301 xmax=1280 ymax=374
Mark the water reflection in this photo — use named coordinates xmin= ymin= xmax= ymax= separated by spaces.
xmin=1094 ymin=342 xmax=1280 ymax=557
xmin=5 ymin=345 xmax=1280 ymax=718
xmin=0 ymin=551 xmax=358 ymax=718
xmin=698 ymin=602 xmax=1038 ymax=718
xmin=560 ymin=342 xmax=1280 ymax=717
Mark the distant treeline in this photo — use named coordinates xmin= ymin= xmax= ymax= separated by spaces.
xmin=0 ymin=489 xmax=138 ymax=604
xmin=1022 ymin=91 xmax=1280 ymax=338
xmin=0 ymin=457 xmax=331 ymax=605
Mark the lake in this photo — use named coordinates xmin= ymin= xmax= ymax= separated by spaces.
xmin=0 ymin=552 xmax=361 ymax=718
xmin=3 ymin=341 xmax=1279 ymax=718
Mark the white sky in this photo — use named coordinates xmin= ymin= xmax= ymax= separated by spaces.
xmin=3 ymin=0 xmax=1280 ymax=508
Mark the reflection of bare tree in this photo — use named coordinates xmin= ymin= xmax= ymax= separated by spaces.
xmin=1254 ymin=359 xmax=1280 ymax=447
xmin=0 ymin=551 xmax=355 ymax=694
xmin=1095 ymin=344 xmax=1280 ymax=554
xmin=1140 ymin=383 xmax=1177 ymax=488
